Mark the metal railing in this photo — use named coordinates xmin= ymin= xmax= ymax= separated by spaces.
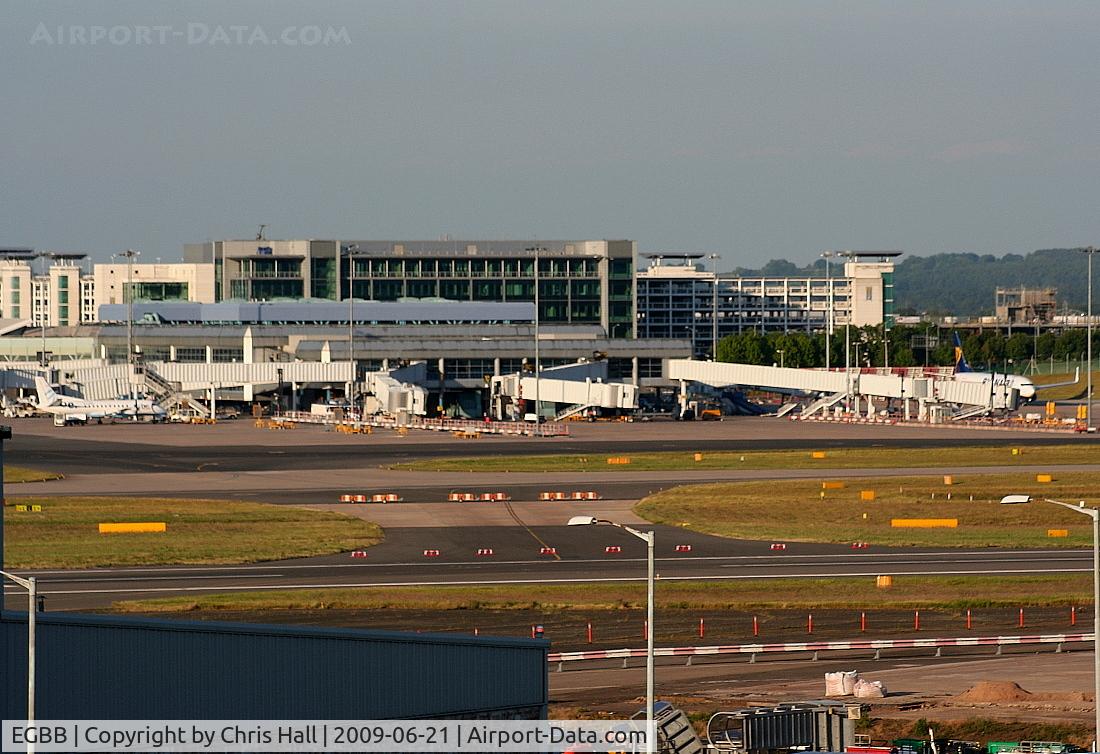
xmin=548 ymin=632 xmax=1092 ymax=670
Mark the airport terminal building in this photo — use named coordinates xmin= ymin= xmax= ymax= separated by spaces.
xmin=0 ymin=238 xmax=898 ymax=412
xmin=182 ymin=238 xmax=639 ymax=339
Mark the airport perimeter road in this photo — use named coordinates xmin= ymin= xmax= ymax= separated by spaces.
xmin=6 ymin=542 xmax=1094 ymax=611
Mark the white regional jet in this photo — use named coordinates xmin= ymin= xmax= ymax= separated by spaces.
xmin=35 ymin=377 xmax=166 ymax=425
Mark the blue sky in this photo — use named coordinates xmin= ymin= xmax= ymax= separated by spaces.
xmin=3 ymin=1 xmax=1098 ymax=267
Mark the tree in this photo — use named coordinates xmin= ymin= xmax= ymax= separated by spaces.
xmin=1005 ymin=332 xmax=1032 ymax=362
xmin=772 ymin=332 xmax=818 ymax=368
xmin=717 ymin=331 xmax=773 ymax=365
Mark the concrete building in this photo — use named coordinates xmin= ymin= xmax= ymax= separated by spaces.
xmin=637 ymin=251 xmax=898 ymax=356
xmin=91 ymin=301 xmax=680 ymax=387
xmin=93 ymin=261 xmax=215 ymax=310
xmin=0 ymin=249 xmax=94 ymax=327
xmin=995 ymin=287 xmax=1058 ymax=324
xmin=184 ymin=238 xmax=638 ymax=338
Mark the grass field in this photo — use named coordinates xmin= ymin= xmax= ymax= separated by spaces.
xmin=392 ymin=444 xmax=1099 ymax=473
xmin=114 ymin=574 xmax=1092 ymax=613
xmin=2 ymin=497 xmax=382 ymax=568
xmin=4 ymin=466 xmax=63 ymax=483
xmin=635 ymin=471 xmax=1100 ymax=548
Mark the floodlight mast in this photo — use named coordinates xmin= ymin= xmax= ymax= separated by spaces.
xmin=1000 ymin=493 xmax=1099 ymax=749
xmin=566 ymin=515 xmax=655 ymax=753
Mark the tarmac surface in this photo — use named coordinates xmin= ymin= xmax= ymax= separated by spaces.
xmin=3 ymin=415 xmax=1098 ymax=723
xmin=4 ymin=415 xmax=1094 ymax=475
xmin=3 ymin=415 xmax=1098 ymax=610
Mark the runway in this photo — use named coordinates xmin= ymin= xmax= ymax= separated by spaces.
xmin=7 ymin=543 xmax=1094 ymax=611
xmin=2 ymin=417 xmax=1097 ymax=612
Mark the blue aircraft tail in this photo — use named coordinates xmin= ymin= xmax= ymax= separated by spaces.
xmin=953 ymin=333 xmax=972 ymax=373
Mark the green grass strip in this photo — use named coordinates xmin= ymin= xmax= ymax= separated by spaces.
xmin=391 ymin=444 xmax=1099 ymax=473
xmin=3 ymin=497 xmax=381 ymax=568
xmin=113 ymin=574 xmax=1091 ymax=613
xmin=635 ymin=472 xmax=1100 ymax=548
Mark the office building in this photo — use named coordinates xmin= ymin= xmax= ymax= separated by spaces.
xmin=636 ymin=252 xmax=898 ymax=357
xmin=184 ymin=238 xmax=637 ymax=338
xmin=0 ymin=249 xmax=93 ymax=327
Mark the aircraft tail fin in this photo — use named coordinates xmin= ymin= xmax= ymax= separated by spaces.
xmin=953 ymin=333 xmax=972 ymax=373
xmin=34 ymin=376 xmax=59 ymax=408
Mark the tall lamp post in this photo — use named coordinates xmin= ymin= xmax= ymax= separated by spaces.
xmin=820 ymin=251 xmax=836 ymax=369
xmin=1 ymin=423 xmax=35 ymax=731
xmin=37 ymin=253 xmax=51 ymax=369
xmin=707 ymin=253 xmax=720 ymax=359
xmin=113 ymin=250 xmax=140 ymax=412
xmin=839 ymin=251 xmax=854 ymax=409
xmin=1000 ymin=494 xmax=1098 ymax=749
xmin=526 ymin=246 xmax=547 ymax=422
xmin=1083 ymin=247 xmax=1097 ymax=430
xmin=567 ymin=516 xmax=655 ymax=753
xmin=343 ymin=244 xmax=361 ymax=418
xmin=1 ymin=570 xmax=37 ymax=725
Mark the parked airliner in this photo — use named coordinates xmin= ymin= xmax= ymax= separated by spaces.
xmin=35 ymin=377 xmax=166 ymax=425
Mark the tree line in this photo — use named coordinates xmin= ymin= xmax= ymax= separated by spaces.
xmin=716 ymin=325 xmax=1100 ymax=373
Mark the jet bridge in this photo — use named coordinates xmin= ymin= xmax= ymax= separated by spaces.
xmin=667 ymin=359 xmax=1020 ymax=421
xmin=490 ymin=373 xmax=637 ymax=421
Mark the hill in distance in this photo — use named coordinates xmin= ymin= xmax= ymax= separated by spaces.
xmin=729 ymin=248 xmax=1092 ymax=317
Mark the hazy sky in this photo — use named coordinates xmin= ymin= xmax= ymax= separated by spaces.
xmin=3 ymin=1 xmax=1099 ymax=267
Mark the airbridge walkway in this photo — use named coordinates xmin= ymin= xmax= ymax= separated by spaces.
xmin=668 ymin=360 xmax=1019 ymax=420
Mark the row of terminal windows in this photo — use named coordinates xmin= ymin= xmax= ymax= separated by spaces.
xmin=343 ymin=257 xmax=603 ymax=279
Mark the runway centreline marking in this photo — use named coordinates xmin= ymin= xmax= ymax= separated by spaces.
xmin=9 ymin=549 xmax=1092 ymax=577
xmin=11 ymin=567 xmax=1093 ymax=597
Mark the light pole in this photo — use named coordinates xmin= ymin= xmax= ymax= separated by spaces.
xmin=839 ymin=251 xmax=854 ymax=409
xmin=343 ymin=244 xmax=360 ymax=418
xmin=1083 ymin=247 xmax=1097 ymax=430
xmin=567 ymin=516 xmax=655 ymax=753
xmin=707 ymin=253 xmax=720 ymax=359
xmin=1000 ymin=494 xmax=1098 ymax=749
xmin=1 ymin=570 xmax=37 ymax=726
xmin=526 ymin=246 xmax=547 ymax=422
xmin=820 ymin=251 xmax=836 ymax=369
xmin=37 ymin=253 xmax=50 ymax=369
xmin=113 ymin=250 xmax=140 ymax=411
xmin=776 ymin=349 xmax=785 ymax=369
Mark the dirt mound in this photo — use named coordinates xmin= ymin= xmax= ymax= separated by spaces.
xmin=956 ymin=681 xmax=1033 ymax=703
